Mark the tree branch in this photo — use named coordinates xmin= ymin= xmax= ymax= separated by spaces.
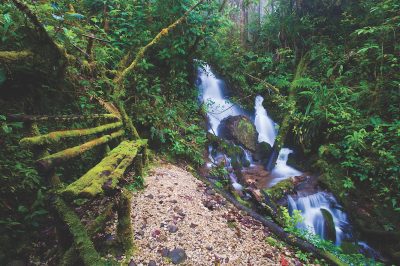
xmin=113 ymin=0 xmax=206 ymax=97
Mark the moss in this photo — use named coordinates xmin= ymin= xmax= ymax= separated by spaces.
xmin=20 ymin=122 xmax=123 ymax=147
xmin=232 ymin=191 xmax=251 ymax=208
xmin=7 ymin=114 xmax=119 ymax=123
xmin=36 ymin=130 xmax=125 ymax=171
xmin=0 ymin=50 xmax=34 ymax=62
xmin=117 ymin=189 xmax=135 ymax=260
xmin=54 ymin=198 xmax=103 ymax=265
xmin=321 ymin=208 xmax=336 ymax=243
xmin=62 ymin=140 xmax=147 ymax=198
xmin=87 ymin=203 xmax=114 ymax=236
xmin=117 ymin=101 xmax=140 ymax=140
xmin=60 ymin=246 xmax=79 ymax=266
xmin=263 ymin=178 xmax=295 ymax=202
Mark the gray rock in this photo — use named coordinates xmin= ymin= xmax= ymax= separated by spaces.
xmin=148 ymin=260 xmax=157 ymax=266
xmin=168 ymin=224 xmax=178 ymax=233
xmin=128 ymin=260 xmax=137 ymax=266
xmin=169 ymin=248 xmax=187 ymax=264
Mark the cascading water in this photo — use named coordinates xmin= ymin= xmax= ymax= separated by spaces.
xmin=197 ymin=65 xmax=244 ymax=135
xmin=197 ymin=63 xmax=379 ymax=259
xmin=269 ymin=148 xmax=302 ymax=187
xmin=254 ymin=95 xmax=277 ymax=146
xmin=288 ymin=192 xmax=350 ymax=245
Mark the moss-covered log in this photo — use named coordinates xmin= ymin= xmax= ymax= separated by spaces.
xmin=62 ymin=139 xmax=147 ymax=198
xmin=0 ymin=50 xmax=34 ymax=62
xmin=54 ymin=198 xmax=103 ymax=265
xmin=36 ymin=130 xmax=125 ymax=172
xmin=7 ymin=113 xmax=119 ymax=123
xmin=116 ymin=101 xmax=140 ymax=140
xmin=20 ymin=122 xmax=123 ymax=147
xmin=60 ymin=246 xmax=79 ymax=266
xmin=117 ymin=189 xmax=135 ymax=259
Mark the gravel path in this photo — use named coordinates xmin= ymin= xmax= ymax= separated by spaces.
xmin=130 ymin=163 xmax=304 ymax=266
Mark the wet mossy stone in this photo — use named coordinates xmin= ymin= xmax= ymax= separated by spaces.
xmin=321 ymin=208 xmax=336 ymax=243
xmin=263 ymin=178 xmax=295 ymax=202
xmin=254 ymin=141 xmax=273 ymax=162
xmin=218 ymin=115 xmax=258 ymax=152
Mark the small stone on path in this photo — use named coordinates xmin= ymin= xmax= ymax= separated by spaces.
xmin=169 ymin=248 xmax=187 ymax=264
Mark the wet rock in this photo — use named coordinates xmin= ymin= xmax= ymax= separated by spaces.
xmin=254 ymin=141 xmax=273 ymax=162
xmin=218 ymin=115 xmax=258 ymax=152
xmin=128 ymin=260 xmax=137 ymax=266
xmin=169 ymin=248 xmax=187 ymax=264
xmin=168 ymin=224 xmax=178 ymax=233
xmin=206 ymin=246 xmax=213 ymax=251
xmin=148 ymin=260 xmax=157 ymax=266
xmin=321 ymin=208 xmax=336 ymax=243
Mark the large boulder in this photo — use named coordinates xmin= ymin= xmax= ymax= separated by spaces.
xmin=218 ymin=115 xmax=258 ymax=152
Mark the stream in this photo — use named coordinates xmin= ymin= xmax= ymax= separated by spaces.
xmin=196 ymin=63 xmax=381 ymax=260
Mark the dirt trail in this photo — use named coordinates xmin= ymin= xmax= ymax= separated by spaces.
xmin=129 ymin=163 xmax=305 ymax=265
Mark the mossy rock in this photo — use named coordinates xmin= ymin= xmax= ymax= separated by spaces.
xmin=321 ymin=208 xmax=336 ymax=243
xmin=218 ymin=115 xmax=258 ymax=151
xmin=254 ymin=141 xmax=273 ymax=162
xmin=263 ymin=178 xmax=295 ymax=202
xmin=340 ymin=241 xmax=359 ymax=254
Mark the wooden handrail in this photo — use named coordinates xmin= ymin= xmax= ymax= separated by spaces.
xmin=36 ymin=130 xmax=124 ymax=172
xmin=7 ymin=113 xmax=119 ymax=122
xmin=20 ymin=121 xmax=123 ymax=147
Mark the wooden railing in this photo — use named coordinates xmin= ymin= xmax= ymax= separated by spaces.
xmin=8 ymin=113 xmax=147 ymax=265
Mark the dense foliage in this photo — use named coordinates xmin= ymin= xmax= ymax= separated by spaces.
xmin=0 ymin=0 xmax=399 ymax=264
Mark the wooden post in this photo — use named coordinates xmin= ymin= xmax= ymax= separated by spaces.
xmin=117 ymin=189 xmax=134 ymax=259
xmin=24 ymin=121 xmax=61 ymax=187
xmin=135 ymin=154 xmax=144 ymax=178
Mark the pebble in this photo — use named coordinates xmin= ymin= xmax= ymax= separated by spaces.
xmin=128 ymin=260 xmax=137 ymax=266
xmin=169 ymin=248 xmax=187 ymax=264
xmin=130 ymin=164 xmax=305 ymax=265
xmin=148 ymin=260 xmax=157 ymax=266
xmin=168 ymin=224 xmax=178 ymax=233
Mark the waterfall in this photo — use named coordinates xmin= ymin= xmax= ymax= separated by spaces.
xmin=288 ymin=192 xmax=351 ymax=246
xmin=254 ymin=96 xmax=277 ymax=146
xmin=269 ymin=148 xmax=302 ymax=186
xmin=197 ymin=65 xmax=243 ymax=135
